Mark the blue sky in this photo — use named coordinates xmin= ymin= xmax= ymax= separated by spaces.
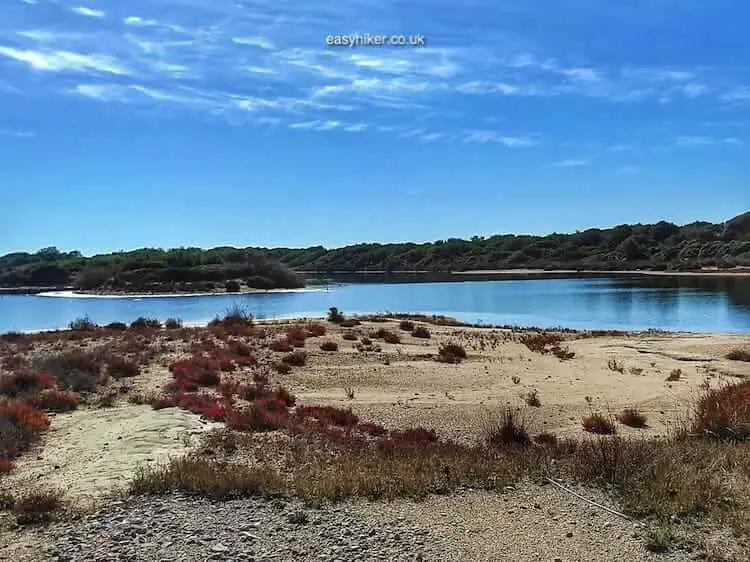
xmin=0 ymin=0 xmax=748 ymax=255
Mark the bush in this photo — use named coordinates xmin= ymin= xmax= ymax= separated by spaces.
xmin=327 ymin=307 xmax=345 ymax=323
xmin=26 ymin=390 xmax=79 ymax=412
xmin=520 ymin=332 xmax=564 ymax=354
xmin=607 ymin=358 xmax=625 ymax=373
xmin=130 ymin=317 xmax=162 ymax=330
xmin=108 ymin=357 xmax=140 ymax=378
xmin=269 ymin=338 xmax=294 ymax=353
xmin=692 ymin=382 xmax=750 ymax=440
xmin=617 ymin=407 xmax=648 ymax=428
xmin=342 ymin=332 xmax=358 ymax=341
xmin=165 ymin=318 xmax=183 ymax=330
xmin=437 ymin=342 xmax=467 ymax=363
xmin=726 ymin=349 xmax=750 ymax=362
xmin=411 ymin=326 xmax=431 ymax=339
xmin=282 ymin=351 xmax=307 ymax=367
xmin=284 ymin=326 xmax=307 ymax=348
xmin=225 ymin=280 xmax=241 ymax=293
xmin=339 ymin=319 xmax=360 ymax=328
xmin=485 ymin=408 xmax=531 ymax=448
xmin=0 ymin=371 xmax=56 ymax=398
xmin=168 ymin=356 xmax=221 ymax=390
xmin=226 ymin=403 xmax=288 ymax=432
xmin=0 ymin=400 xmax=50 ymax=458
xmin=104 ymin=322 xmax=128 ymax=331
xmin=399 ymin=320 xmax=415 ymax=332
xmin=34 ymin=351 xmax=103 ymax=392
xmin=273 ymin=362 xmax=292 ymax=374
xmin=305 ymin=323 xmax=326 ymax=337
xmin=666 ymin=369 xmax=682 ymax=382
xmin=582 ymin=413 xmax=616 ymax=435
xmin=319 ymin=341 xmax=338 ymax=352
xmin=68 ymin=316 xmax=98 ymax=332
xmin=525 ymin=389 xmax=541 ymax=407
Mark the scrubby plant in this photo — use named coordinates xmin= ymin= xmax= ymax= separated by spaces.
xmin=525 ymin=389 xmax=541 ymax=407
xmin=692 ymin=381 xmax=750 ymax=440
xmin=281 ymin=351 xmax=307 ymax=367
xmin=342 ymin=332 xmax=358 ymax=341
xmin=165 ymin=318 xmax=183 ymax=330
xmin=617 ymin=407 xmax=648 ymax=428
xmin=582 ymin=413 xmax=616 ymax=435
xmin=484 ymin=408 xmax=531 ymax=448
xmin=305 ymin=323 xmax=327 ymax=337
xmin=399 ymin=320 xmax=415 ymax=332
xmin=34 ymin=351 xmax=103 ymax=392
xmin=68 ymin=316 xmax=98 ymax=332
xmin=319 ymin=341 xmax=339 ymax=352
xmin=327 ymin=307 xmax=345 ymax=323
xmin=11 ymin=489 xmax=65 ymax=525
xmin=273 ymin=362 xmax=292 ymax=374
xmin=666 ymin=369 xmax=682 ymax=382
xmin=726 ymin=348 xmax=750 ymax=362
xmin=104 ymin=322 xmax=128 ymax=331
xmin=533 ymin=432 xmax=558 ymax=446
xmin=607 ymin=358 xmax=625 ymax=373
xmin=0 ymin=371 xmax=56 ymax=398
xmin=26 ymin=389 xmax=79 ymax=412
xmin=130 ymin=317 xmax=162 ymax=330
xmin=108 ymin=357 xmax=140 ymax=378
xmin=437 ymin=342 xmax=467 ymax=363
xmin=411 ymin=326 xmax=431 ymax=339
xmin=269 ymin=338 xmax=294 ymax=353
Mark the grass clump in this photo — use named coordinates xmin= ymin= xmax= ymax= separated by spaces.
xmin=130 ymin=456 xmax=284 ymax=499
xmin=525 ymin=389 xmax=541 ymax=407
xmin=437 ymin=342 xmax=467 ymax=364
xmin=617 ymin=407 xmax=648 ymax=428
xmin=484 ymin=408 xmax=531 ymax=449
xmin=607 ymin=358 xmax=625 ymax=373
xmin=582 ymin=413 xmax=616 ymax=435
xmin=692 ymin=381 xmax=750 ymax=440
xmin=282 ymin=351 xmax=307 ymax=367
xmin=10 ymin=489 xmax=65 ymax=525
xmin=726 ymin=348 xmax=750 ymax=362
xmin=319 ymin=341 xmax=339 ymax=352
xmin=666 ymin=369 xmax=682 ymax=382
xmin=411 ymin=326 xmax=431 ymax=339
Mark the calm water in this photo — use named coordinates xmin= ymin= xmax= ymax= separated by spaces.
xmin=1 ymin=276 xmax=749 ymax=334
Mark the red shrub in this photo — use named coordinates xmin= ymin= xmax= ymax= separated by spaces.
xmin=169 ymin=356 xmax=221 ymax=389
xmin=0 ymin=400 xmax=50 ymax=433
xmin=0 ymin=371 xmax=56 ymax=398
xmin=285 ymin=326 xmax=307 ymax=346
xmin=218 ymin=379 xmax=240 ymax=399
xmin=26 ymin=390 xmax=79 ymax=412
xmin=295 ymin=405 xmax=358 ymax=427
xmin=0 ymin=458 xmax=14 ymax=473
xmin=176 ymin=393 xmax=231 ymax=422
xmin=218 ymin=357 xmax=236 ymax=372
xmin=236 ymin=383 xmax=262 ymax=402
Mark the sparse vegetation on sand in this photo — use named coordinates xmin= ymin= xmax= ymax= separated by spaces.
xmin=1 ymin=313 xmax=749 ymax=558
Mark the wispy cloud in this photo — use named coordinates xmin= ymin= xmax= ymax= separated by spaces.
xmin=552 ymin=159 xmax=591 ymax=168
xmin=0 ymin=129 xmax=35 ymax=137
xmin=0 ymin=47 xmax=129 ymax=75
xmin=721 ymin=87 xmax=750 ymax=104
xmin=71 ymin=6 xmax=105 ymax=19
xmin=232 ymin=36 xmax=275 ymax=50
xmin=675 ymin=135 xmax=744 ymax=147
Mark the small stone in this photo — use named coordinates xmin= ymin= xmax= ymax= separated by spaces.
xmin=566 ymin=532 xmax=573 ymax=538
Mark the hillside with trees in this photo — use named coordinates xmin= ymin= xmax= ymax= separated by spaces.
xmin=1 ymin=213 xmax=748 ymax=291
xmin=261 ymin=213 xmax=750 ymax=273
xmin=0 ymin=247 xmax=304 ymax=293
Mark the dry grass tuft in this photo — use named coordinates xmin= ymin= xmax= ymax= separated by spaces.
xmin=582 ymin=413 xmax=617 ymax=434
xmin=617 ymin=407 xmax=648 ymax=428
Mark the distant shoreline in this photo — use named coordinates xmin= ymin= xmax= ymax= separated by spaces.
xmin=2 ymin=267 xmax=750 ymax=297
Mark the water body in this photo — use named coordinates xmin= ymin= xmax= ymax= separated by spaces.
xmin=0 ymin=276 xmax=749 ymax=334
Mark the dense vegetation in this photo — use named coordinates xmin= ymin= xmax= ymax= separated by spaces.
xmin=264 ymin=213 xmax=750 ymax=272
xmin=1 ymin=213 xmax=748 ymax=291
xmin=0 ymin=247 xmax=303 ymax=292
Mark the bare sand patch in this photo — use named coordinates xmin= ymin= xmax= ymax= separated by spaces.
xmin=4 ymin=404 xmax=220 ymax=505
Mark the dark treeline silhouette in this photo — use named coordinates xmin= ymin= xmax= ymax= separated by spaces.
xmin=262 ymin=213 xmax=750 ymax=273
xmin=0 ymin=247 xmax=304 ymax=292
xmin=1 ymin=213 xmax=748 ymax=291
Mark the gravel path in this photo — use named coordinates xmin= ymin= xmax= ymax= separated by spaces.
xmin=22 ymin=484 xmax=733 ymax=562
xmin=43 ymin=494 xmax=439 ymax=562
